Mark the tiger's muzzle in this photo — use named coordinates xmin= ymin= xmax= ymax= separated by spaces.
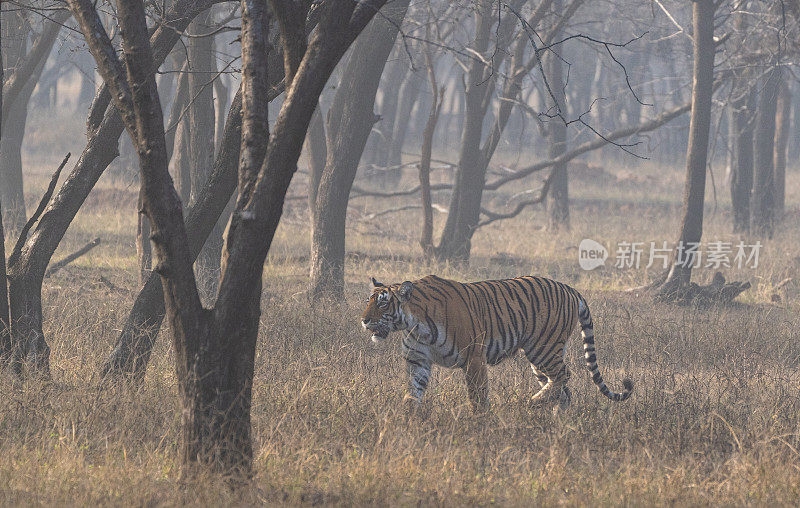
xmin=362 ymin=319 xmax=390 ymax=343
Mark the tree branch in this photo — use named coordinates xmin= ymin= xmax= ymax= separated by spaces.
xmin=7 ymin=153 xmax=71 ymax=268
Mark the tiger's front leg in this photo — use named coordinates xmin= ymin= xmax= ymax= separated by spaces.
xmin=402 ymin=338 xmax=432 ymax=405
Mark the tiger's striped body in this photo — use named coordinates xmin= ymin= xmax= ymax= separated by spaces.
xmin=361 ymin=275 xmax=632 ymax=411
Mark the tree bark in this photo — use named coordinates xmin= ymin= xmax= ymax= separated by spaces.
xmin=0 ymin=86 xmax=31 ymax=232
xmin=368 ymin=52 xmax=404 ymax=168
xmin=435 ymin=0 xmax=494 ymax=262
xmin=1 ymin=11 xmax=67 ymax=231
xmin=659 ymin=0 xmax=715 ymax=296
xmin=773 ymin=72 xmax=789 ymax=219
xmin=103 ymin=30 xmax=286 ymax=381
xmin=309 ymin=0 xmax=410 ymax=300
xmin=385 ymin=65 xmax=423 ymax=174
xmin=545 ymin=0 xmax=569 ymax=231
xmin=3 ymin=0 xmax=219 ymax=375
xmin=305 ymin=105 xmax=326 ymax=218
xmin=0 ymin=201 xmax=7 ymax=360
xmin=419 ymin=47 xmax=443 ymax=255
xmin=136 ymin=188 xmax=151 ymax=286
xmin=729 ymin=87 xmax=755 ymax=233
xmin=0 ymin=50 xmax=8 ymax=360
xmin=752 ymin=67 xmax=779 ymax=238
xmin=188 ymin=9 xmax=222 ymax=299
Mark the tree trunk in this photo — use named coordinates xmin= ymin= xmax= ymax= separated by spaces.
xmin=0 ymin=53 xmax=8 ymax=359
xmin=305 ymin=105 xmax=326 ymax=218
xmin=136 ymin=188 xmax=151 ymax=286
xmin=419 ymin=47 xmax=443 ymax=255
xmin=103 ymin=90 xmax=243 ymax=379
xmin=0 ymin=201 xmax=8 ymax=360
xmin=386 ymin=65 xmax=423 ymax=174
xmin=435 ymin=1 xmax=494 ymax=262
xmin=4 ymin=0 xmax=218 ymax=375
xmin=103 ymin=28 xmax=286 ymax=380
xmin=309 ymin=0 xmax=410 ymax=300
xmin=659 ymin=0 xmax=715 ymax=296
xmin=368 ymin=52 xmax=404 ymax=168
xmin=752 ymin=67 xmax=779 ymax=238
xmin=188 ymin=10 xmax=222 ymax=300
xmin=545 ymin=0 xmax=569 ymax=231
xmin=0 ymin=10 xmax=68 ymax=232
xmin=0 ymin=93 xmax=30 ymax=232
xmin=773 ymin=73 xmax=789 ymax=219
xmin=729 ymin=87 xmax=755 ymax=233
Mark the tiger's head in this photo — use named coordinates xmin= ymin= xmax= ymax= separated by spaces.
xmin=361 ymin=277 xmax=414 ymax=343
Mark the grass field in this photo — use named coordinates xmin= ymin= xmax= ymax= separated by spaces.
xmin=2 ymin=141 xmax=799 ymax=505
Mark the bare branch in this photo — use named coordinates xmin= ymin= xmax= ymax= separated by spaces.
xmin=477 ymin=171 xmax=554 ymax=228
xmin=67 ymin=0 xmax=138 ymax=136
xmin=45 ymin=238 xmax=102 ymax=277
xmin=7 ymin=153 xmax=71 ymax=268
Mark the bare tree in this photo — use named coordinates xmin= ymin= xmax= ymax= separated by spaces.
xmin=419 ymin=29 xmax=445 ymax=255
xmin=1 ymin=9 xmax=69 ymax=231
xmin=2 ymin=0 xmax=218 ymax=375
xmin=309 ymin=0 xmax=411 ymax=300
xmin=657 ymin=0 xmax=717 ymax=298
xmin=71 ymin=0 xmax=385 ymax=476
xmin=435 ymin=0 xmax=584 ymax=261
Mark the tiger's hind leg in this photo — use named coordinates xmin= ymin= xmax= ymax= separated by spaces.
xmin=526 ymin=344 xmax=571 ymax=409
xmin=530 ymin=364 xmax=550 ymax=396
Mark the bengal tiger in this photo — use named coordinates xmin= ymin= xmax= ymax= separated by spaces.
xmin=361 ymin=274 xmax=633 ymax=411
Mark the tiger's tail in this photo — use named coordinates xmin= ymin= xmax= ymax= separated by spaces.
xmin=577 ymin=298 xmax=633 ymax=402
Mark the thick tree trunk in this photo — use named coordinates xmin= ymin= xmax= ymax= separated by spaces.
xmin=103 ymin=30 xmax=286 ymax=380
xmin=659 ymin=0 xmax=715 ymax=296
xmin=752 ymin=67 xmax=779 ymax=238
xmin=309 ymin=0 xmax=410 ymax=300
xmin=773 ymin=73 xmax=790 ymax=219
xmin=77 ymin=0 xmax=385 ymax=478
xmin=729 ymin=87 xmax=755 ymax=233
xmin=188 ymin=10 xmax=222 ymax=299
xmin=102 ymin=90 xmax=244 ymax=378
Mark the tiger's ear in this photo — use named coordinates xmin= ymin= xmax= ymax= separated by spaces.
xmin=370 ymin=277 xmax=384 ymax=290
xmin=397 ymin=281 xmax=414 ymax=302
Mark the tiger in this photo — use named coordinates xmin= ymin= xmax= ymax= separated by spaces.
xmin=361 ymin=274 xmax=633 ymax=411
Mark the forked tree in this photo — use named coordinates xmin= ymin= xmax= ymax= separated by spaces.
xmin=69 ymin=0 xmax=385 ymax=477
xmin=1 ymin=0 xmax=218 ymax=375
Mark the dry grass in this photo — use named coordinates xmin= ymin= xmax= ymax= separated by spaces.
xmin=3 ymin=149 xmax=800 ymax=505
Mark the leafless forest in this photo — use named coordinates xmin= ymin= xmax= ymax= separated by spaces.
xmin=1 ymin=0 xmax=799 ymax=504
